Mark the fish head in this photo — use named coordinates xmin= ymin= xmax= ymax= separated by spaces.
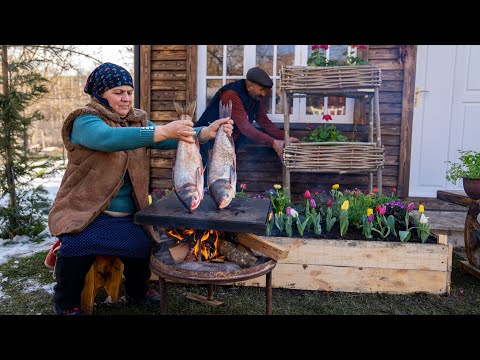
xmin=176 ymin=183 xmax=201 ymax=213
xmin=209 ymin=178 xmax=235 ymax=209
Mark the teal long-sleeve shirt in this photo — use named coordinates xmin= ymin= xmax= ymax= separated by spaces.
xmin=71 ymin=114 xmax=204 ymax=213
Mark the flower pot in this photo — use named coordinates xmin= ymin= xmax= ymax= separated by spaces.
xmin=463 ymin=178 xmax=480 ymax=200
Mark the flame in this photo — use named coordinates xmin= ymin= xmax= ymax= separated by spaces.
xmin=167 ymin=228 xmax=220 ymax=261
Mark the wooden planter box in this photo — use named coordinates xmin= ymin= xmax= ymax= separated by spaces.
xmin=236 ymin=233 xmax=452 ymax=295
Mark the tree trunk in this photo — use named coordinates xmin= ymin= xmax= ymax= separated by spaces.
xmin=2 ymin=45 xmax=16 ymax=208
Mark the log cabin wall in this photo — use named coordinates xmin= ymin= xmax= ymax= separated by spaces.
xmin=140 ymin=45 xmax=416 ymax=199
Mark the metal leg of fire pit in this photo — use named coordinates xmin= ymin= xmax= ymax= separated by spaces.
xmin=207 ymin=284 xmax=214 ymax=300
xmin=158 ymin=277 xmax=167 ymax=315
xmin=266 ymin=270 xmax=273 ymax=315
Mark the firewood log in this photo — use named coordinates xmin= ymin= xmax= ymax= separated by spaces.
xmin=218 ymin=238 xmax=257 ymax=268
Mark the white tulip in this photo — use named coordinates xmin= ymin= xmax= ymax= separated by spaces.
xmin=420 ymin=213 xmax=429 ymax=224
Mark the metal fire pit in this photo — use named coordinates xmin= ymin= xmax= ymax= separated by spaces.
xmin=150 ymin=239 xmax=276 ymax=315
xmin=135 ymin=193 xmax=275 ymax=314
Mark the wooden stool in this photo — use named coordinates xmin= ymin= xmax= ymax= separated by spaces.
xmin=80 ymin=255 xmax=124 ymax=315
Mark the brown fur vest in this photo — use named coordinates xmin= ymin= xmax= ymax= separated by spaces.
xmin=48 ymin=99 xmax=156 ymax=240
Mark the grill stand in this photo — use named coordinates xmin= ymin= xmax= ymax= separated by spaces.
xmin=155 ymin=272 xmax=273 ymax=315
xmin=150 ymin=240 xmax=276 ymax=315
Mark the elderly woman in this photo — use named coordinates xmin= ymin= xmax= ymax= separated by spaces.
xmin=48 ymin=62 xmax=233 ymax=315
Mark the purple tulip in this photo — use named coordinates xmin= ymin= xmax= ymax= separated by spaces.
xmin=286 ymin=206 xmax=292 ymax=216
xmin=368 ymin=214 xmax=374 ymax=222
xmin=310 ymin=199 xmax=316 ymax=208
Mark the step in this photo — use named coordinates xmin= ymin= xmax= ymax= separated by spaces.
xmin=422 ymin=210 xmax=466 ymax=248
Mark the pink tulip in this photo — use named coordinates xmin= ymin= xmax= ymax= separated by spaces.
xmin=310 ymin=199 xmax=316 ymax=208
xmin=286 ymin=206 xmax=292 ymax=216
xmin=326 ymin=199 xmax=332 ymax=207
xmin=304 ymin=190 xmax=311 ymax=199
xmin=407 ymin=202 xmax=414 ymax=212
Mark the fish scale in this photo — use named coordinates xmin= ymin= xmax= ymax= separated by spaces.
xmin=172 ymin=101 xmax=204 ymax=213
xmin=208 ymin=100 xmax=237 ymax=209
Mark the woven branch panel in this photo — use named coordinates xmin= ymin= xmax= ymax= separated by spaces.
xmin=284 ymin=142 xmax=384 ymax=173
xmin=280 ymin=65 xmax=381 ymax=91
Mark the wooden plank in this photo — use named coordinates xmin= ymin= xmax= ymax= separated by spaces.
xmin=151 ymin=100 xmax=176 ymax=111
xmin=381 ymin=70 xmax=404 ymax=81
xmin=436 ymin=189 xmax=472 ymax=207
xmin=185 ymin=293 xmax=223 ymax=306
xmin=397 ymin=45 xmax=417 ymax=198
xmin=151 ymin=149 xmax=175 ymax=158
xmin=150 ymin=111 xmax=178 ymax=121
xmin=379 ymin=91 xmax=403 ymax=104
xmin=151 ymin=80 xmax=187 ymax=90
xmin=151 ymin=168 xmax=172 ymax=178
xmin=380 ymin=80 xmax=403 ymax=92
xmin=262 ymin=237 xmax=450 ymax=271
xmin=151 ymin=179 xmax=173 ymax=189
xmin=152 ymin=50 xmax=187 ymax=61
xmin=368 ymin=47 xmax=400 ymax=60
xmin=235 ymin=233 xmax=289 ymax=261
xmin=459 ymin=260 xmax=480 ymax=280
xmin=186 ymin=45 xmax=198 ymax=118
xmin=152 ymin=45 xmax=187 ymax=51
xmin=239 ymin=263 xmax=449 ymax=294
xmin=151 ymin=71 xmax=186 ymax=80
xmin=139 ymin=45 xmax=151 ymax=117
xmin=151 ymin=61 xmax=187 ymax=71
xmin=151 ymin=90 xmax=186 ymax=101
xmin=151 ymin=158 xmax=173 ymax=168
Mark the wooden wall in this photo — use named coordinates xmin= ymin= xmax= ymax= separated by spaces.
xmin=140 ymin=45 xmax=416 ymax=199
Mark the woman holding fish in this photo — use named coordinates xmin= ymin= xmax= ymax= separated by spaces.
xmin=48 ymin=62 xmax=233 ymax=315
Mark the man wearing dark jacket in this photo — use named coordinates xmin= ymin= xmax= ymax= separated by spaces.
xmin=195 ymin=66 xmax=300 ymax=169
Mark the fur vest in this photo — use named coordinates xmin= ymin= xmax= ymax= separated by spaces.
xmin=48 ymin=98 xmax=156 ymax=240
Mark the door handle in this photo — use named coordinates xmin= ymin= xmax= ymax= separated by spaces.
xmin=415 ymin=87 xmax=430 ymax=107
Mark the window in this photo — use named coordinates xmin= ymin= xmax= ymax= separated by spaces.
xmin=196 ymin=45 xmax=355 ymax=124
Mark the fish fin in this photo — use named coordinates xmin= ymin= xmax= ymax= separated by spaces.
xmin=173 ymin=100 xmax=184 ymax=117
xmin=230 ymin=164 xmax=237 ymax=185
xmin=219 ymin=100 xmax=233 ymax=119
xmin=196 ymin=167 xmax=204 ymax=200
xmin=173 ymin=100 xmax=197 ymax=121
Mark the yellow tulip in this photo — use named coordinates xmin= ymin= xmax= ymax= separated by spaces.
xmin=419 ymin=204 xmax=424 ymax=213
xmin=148 ymin=195 xmax=153 ymax=205
xmin=341 ymin=200 xmax=349 ymax=211
xmin=332 ymin=184 xmax=339 ymax=190
xmin=367 ymin=208 xmax=373 ymax=216
xmin=274 ymin=184 xmax=282 ymax=190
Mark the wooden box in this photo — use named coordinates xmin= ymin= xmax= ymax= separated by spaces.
xmin=236 ymin=233 xmax=452 ymax=295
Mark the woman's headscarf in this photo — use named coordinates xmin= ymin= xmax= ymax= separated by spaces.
xmin=84 ymin=62 xmax=133 ymax=108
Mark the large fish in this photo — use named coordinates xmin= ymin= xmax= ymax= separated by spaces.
xmin=208 ymin=100 xmax=237 ymax=209
xmin=172 ymin=101 xmax=204 ymax=213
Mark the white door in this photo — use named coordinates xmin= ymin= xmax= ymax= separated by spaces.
xmin=409 ymin=45 xmax=480 ymax=197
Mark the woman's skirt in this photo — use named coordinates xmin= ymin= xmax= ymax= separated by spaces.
xmin=57 ymin=212 xmax=153 ymax=259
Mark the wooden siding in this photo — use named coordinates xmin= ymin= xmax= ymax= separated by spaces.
xmin=141 ymin=45 xmax=415 ymax=199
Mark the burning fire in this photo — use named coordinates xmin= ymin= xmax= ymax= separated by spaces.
xmin=167 ymin=228 xmax=221 ymax=261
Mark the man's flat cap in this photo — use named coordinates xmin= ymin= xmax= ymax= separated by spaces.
xmin=246 ymin=67 xmax=273 ymax=88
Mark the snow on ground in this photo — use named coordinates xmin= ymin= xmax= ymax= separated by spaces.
xmin=0 ymin=166 xmax=65 ymax=266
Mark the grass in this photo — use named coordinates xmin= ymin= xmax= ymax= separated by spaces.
xmin=1 ymin=250 xmax=480 ymax=315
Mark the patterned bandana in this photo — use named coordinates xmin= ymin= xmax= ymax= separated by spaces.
xmin=84 ymin=62 xmax=133 ymax=96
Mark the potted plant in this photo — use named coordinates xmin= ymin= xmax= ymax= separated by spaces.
xmin=446 ymin=150 xmax=480 ymax=199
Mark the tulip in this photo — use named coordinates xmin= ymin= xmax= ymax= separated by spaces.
xmin=310 ymin=199 xmax=316 ymax=208
xmin=419 ymin=204 xmax=425 ymax=213
xmin=304 ymin=190 xmax=311 ymax=199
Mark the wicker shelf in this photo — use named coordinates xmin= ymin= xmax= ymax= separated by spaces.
xmin=280 ymin=65 xmax=384 ymax=198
